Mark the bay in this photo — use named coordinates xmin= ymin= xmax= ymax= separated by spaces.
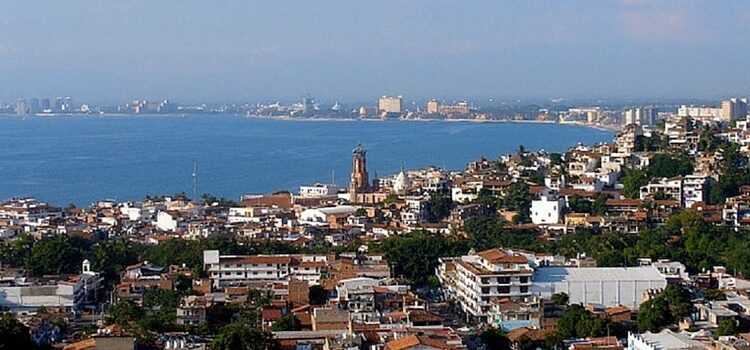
xmin=0 ymin=115 xmax=613 ymax=205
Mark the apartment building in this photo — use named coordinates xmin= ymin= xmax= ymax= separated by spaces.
xmin=436 ymin=248 xmax=533 ymax=322
xmin=203 ymin=250 xmax=329 ymax=289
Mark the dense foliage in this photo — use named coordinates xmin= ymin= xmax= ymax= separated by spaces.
xmin=0 ymin=313 xmax=40 ymax=350
xmin=636 ymin=285 xmax=692 ymax=332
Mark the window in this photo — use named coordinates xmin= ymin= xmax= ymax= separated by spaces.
xmin=520 ymin=286 xmax=528 ymax=293
xmin=498 ymin=286 xmax=510 ymax=294
xmin=520 ymin=276 xmax=528 ymax=283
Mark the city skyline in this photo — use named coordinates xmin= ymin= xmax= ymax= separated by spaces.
xmin=3 ymin=1 xmax=750 ymax=103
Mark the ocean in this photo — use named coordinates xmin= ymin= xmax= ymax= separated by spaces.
xmin=0 ymin=115 xmax=613 ymax=205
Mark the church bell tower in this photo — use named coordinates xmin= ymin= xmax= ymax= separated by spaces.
xmin=349 ymin=142 xmax=370 ymax=201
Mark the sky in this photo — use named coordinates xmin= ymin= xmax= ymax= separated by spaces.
xmin=2 ymin=0 xmax=750 ymax=104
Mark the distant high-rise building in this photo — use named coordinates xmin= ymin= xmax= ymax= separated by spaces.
xmin=378 ymin=95 xmax=403 ymax=114
xmin=15 ymin=99 xmax=28 ymax=115
xmin=721 ymin=97 xmax=748 ymax=121
xmin=55 ymin=97 xmax=63 ymax=112
xmin=62 ymin=97 xmax=73 ymax=112
xmin=426 ymin=99 xmax=440 ymax=114
xmin=302 ymin=96 xmax=314 ymax=114
xmin=40 ymin=98 xmax=51 ymax=112
xmin=623 ymin=107 xmax=658 ymax=126
xmin=28 ymin=98 xmax=40 ymax=114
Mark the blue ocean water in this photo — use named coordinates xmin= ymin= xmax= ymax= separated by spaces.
xmin=0 ymin=115 xmax=612 ymax=205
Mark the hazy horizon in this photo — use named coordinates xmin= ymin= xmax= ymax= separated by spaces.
xmin=3 ymin=1 xmax=750 ymax=104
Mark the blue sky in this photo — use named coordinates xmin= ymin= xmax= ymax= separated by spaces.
xmin=2 ymin=0 xmax=750 ymax=103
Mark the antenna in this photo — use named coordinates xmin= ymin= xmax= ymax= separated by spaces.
xmin=192 ymin=162 xmax=197 ymax=197
xmin=332 ymin=169 xmax=335 ymax=185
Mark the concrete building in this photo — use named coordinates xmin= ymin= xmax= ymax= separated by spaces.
xmin=299 ymin=206 xmax=357 ymax=227
xmin=379 ymin=96 xmax=403 ymax=114
xmin=436 ymin=248 xmax=534 ymax=322
xmin=532 ymin=266 xmax=670 ymax=310
xmin=627 ymin=330 xmax=705 ymax=350
xmin=678 ymin=105 xmax=721 ymax=122
xmin=530 ymin=196 xmax=565 ymax=225
xmin=299 ymin=183 xmax=339 ymax=198
xmin=721 ymin=97 xmax=748 ymax=121
xmin=203 ymin=250 xmax=330 ymax=288
xmin=623 ymin=107 xmax=657 ymax=126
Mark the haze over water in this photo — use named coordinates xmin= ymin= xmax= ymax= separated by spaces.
xmin=0 ymin=115 xmax=612 ymax=205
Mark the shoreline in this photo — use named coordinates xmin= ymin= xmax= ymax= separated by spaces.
xmin=240 ymin=114 xmax=622 ymax=132
xmin=0 ymin=112 xmax=621 ymax=132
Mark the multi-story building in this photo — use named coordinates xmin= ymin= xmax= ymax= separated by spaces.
xmin=678 ymin=105 xmax=722 ymax=123
xmin=203 ymin=250 xmax=330 ymax=289
xmin=682 ymin=174 xmax=711 ymax=208
xmin=721 ymin=97 xmax=748 ymax=121
xmin=436 ymin=248 xmax=534 ymax=322
xmin=640 ymin=177 xmax=683 ymax=203
xmin=299 ymin=183 xmax=340 ymax=198
xmin=615 ymin=124 xmax=643 ymax=155
xmin=530 ymin=196 xmax=565 ymax=225
xmin=623 ymin=107 xmax=657 ymax=126
xmin=0 ymin=198 xmax=62 ymax=226
xmin=378 ymin=96 xmax=403 ymax=114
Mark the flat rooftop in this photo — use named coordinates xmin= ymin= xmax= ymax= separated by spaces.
xmin=533 ymin=266 xmax=665 ymax=283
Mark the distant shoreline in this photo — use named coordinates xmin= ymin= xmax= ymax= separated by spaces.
xmin=0 ymin=112 xmax=621 ymax=132
xmin=240 ymin=114 xmax=622 ymax=132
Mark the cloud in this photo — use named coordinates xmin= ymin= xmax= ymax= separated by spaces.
xmin=618 ymin=7 xmax=711 ymax=43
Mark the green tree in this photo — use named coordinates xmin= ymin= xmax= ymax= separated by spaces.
xmin=212 ymin=322 xmax=275 ymax=350
xmin=25 ymin=235 xmax=87 ymax=276
xmin=90 ymin=239 xmax=140 ymax=284
xmin=549 ymin=153 xmax=564 ymax=166
xmin=622 ymin=168 xmax=648 ymax=199
xmin=271 ymin=314 xmax=301 ymax=331
xmin=427 ymin=192 xmax=453 ymax=222
xmin=637 ymin=297 xmax=672 ymax=332
xmin=503 ymin=182 xmax=531 ymax=223
xmin=551 ymin=292 xmax=569 ymax=306
xmin=479 ymin=328 xmax=511 ymax=350
xmin=374 ymin=231 xmax=468 ymax=286
xmin=105 ymin=300 xmax=143 ymax=326
xmin=704 ymin=289 xmax=727 ymax=301
xmin=647 ymin=154 xmax=693 ymax=178
xmin=0 ymin=313 xmax=36 ymax=349
xmin=661 ymin=284 xmax=693 ymax=320
xmin=715 ymin=319 xmax=738 ymax=338
xmin=556 ymin=304 xmax=606 ymax=339
xmin=308 ymin=285 xmax=328 ymax=306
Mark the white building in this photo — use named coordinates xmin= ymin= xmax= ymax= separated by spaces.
xmin=299 ymin=183 xmax=340 ymax=198
xmin=156 ymin=210 xmax=186 ymax=232
xmin=228 ymin=206 xmax=286 ymax=224
xmin=203 ymin=250 xmax=329 ymax=288
xmin=436 ymin=248 xmax=534 ymax=322
xmin=532 ymin=266 xmax=669 ymax=310
xmin=682 ymin=174 xmax=710 ymax=208
xmin=678 ymin=105 xmax=721 ymax=122
xmin=624 ymin=107 xmax=657 ymax=126
xmin=378 ymin=95 xmax=403 ymax=114
xmin=0 ymin=198 xmax=62 ymax=226
xmin=0 ymin=260 xmax=102 ymax=313
xmin=640 ymin=177 xmax=683 ymax=203
xmin=299 ymin=206 xmax=357 ymax=227
xmin=530 ymin=196 xmax=565 ymax=225
xmin=627 ymin=330 xmax=705 ymax=350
